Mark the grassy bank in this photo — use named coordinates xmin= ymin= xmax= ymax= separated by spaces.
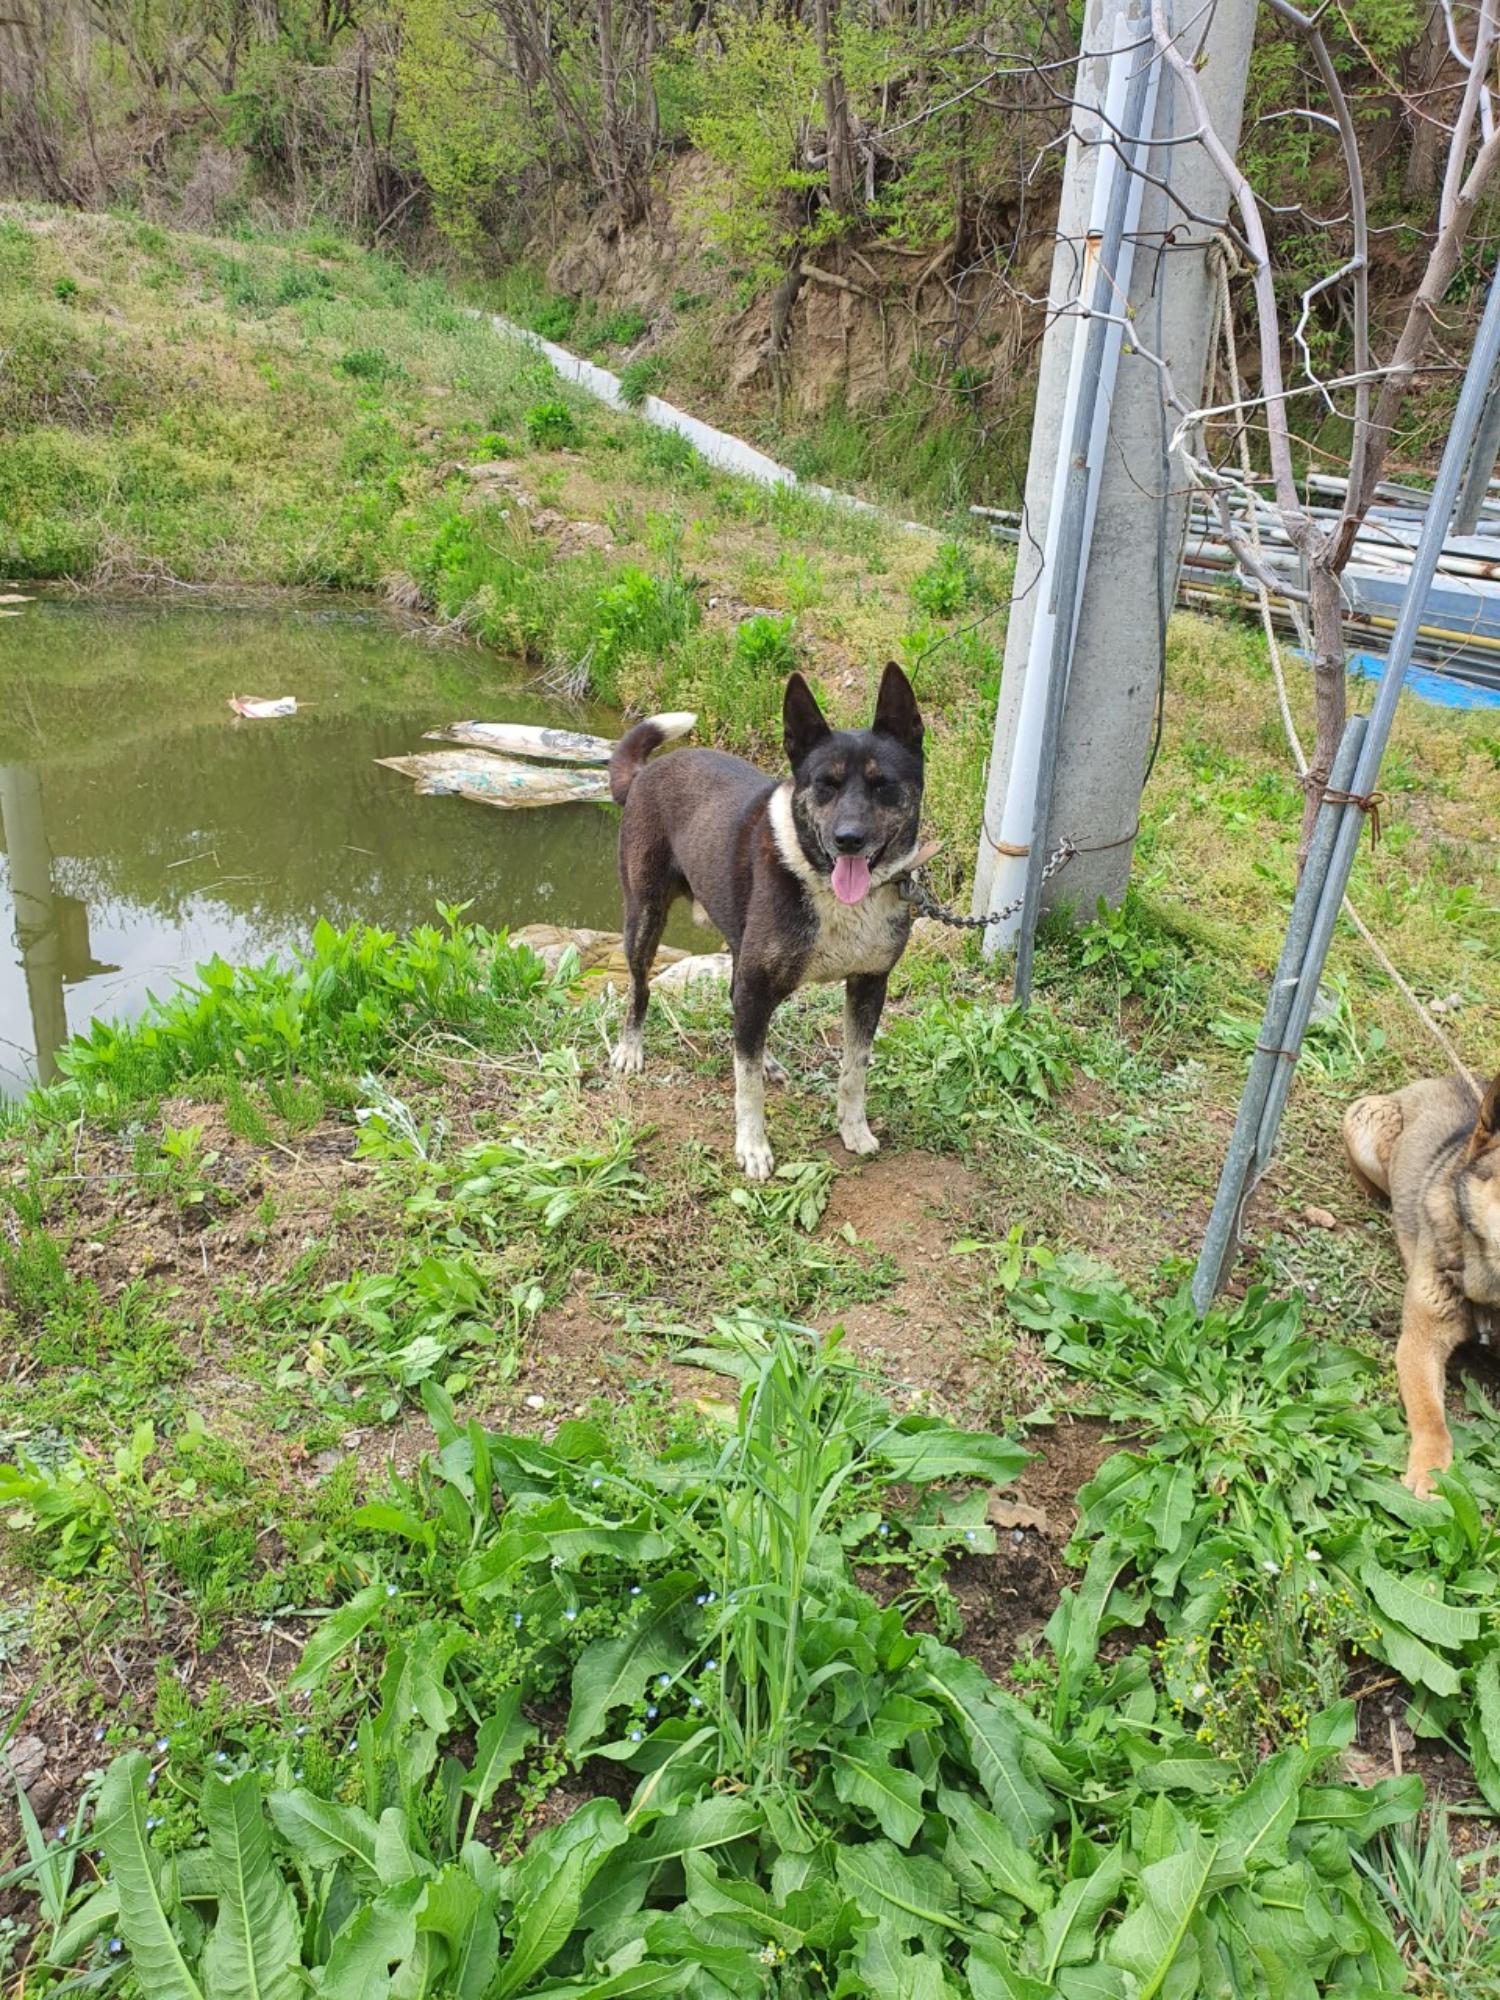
xmin=3 ymin=205 xmax=1500 ymax=1992
xmin=479 ymin=264 xmax=1028 ymax=521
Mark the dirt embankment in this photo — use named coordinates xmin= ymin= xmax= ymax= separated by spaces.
xmin=536 ymin=155 xmax=1052 ymax=425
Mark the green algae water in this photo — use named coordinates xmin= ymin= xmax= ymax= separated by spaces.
xmin=0 ymin=596 xmax=651 ymax=1093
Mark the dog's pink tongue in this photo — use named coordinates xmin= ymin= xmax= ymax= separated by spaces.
xmin=831 ymin=854 xmax=871 ymax=904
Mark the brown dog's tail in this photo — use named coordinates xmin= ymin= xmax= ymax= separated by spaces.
xmin=609 ymin=719 xmax=668 ymax=806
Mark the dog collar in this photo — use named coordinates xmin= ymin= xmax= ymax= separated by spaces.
xmin=891 ymin=840 xmax=943 ymax=898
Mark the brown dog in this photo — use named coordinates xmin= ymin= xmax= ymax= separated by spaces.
xmin=1344 ymin=1072 xmax=1500 ymax=1495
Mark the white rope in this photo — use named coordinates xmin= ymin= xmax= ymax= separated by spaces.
xmin=1208 ymin=246 xmax=1480 ymax=1098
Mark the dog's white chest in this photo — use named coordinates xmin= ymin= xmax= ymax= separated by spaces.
xmin=766 ymin=783 xmax=915 ymax=986
xmin=799 ymin=881 xmax=910 ymax=983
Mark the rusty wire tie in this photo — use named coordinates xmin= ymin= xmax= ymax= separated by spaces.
xmin=1320 ymin=786 xmax=1388 ymax=848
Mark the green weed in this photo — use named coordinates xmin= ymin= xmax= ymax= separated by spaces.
xmin=912 ymin=538 xmax=984 ymax=618
xmin=24 ymin=1324 xmax=1417 ymax=1994
xmin=525 ymin=398 xmax=582 ymax=449
xmin=874 ymin=995 xmax=1074 ymax=1148
xmin=1359 ymin=1809 xmax=1500 ymax=1999
xmin=337 ymin=344 xmax=401 ymax=382
xmin=617 ymin=354 xmax=668 ymax=407
xmin=1012 ymin=1266 xmax=1500 ymax=1804
xmin=54 ymin=913 xmax=560 ymax=1109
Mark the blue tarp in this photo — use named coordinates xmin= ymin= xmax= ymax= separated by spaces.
xmin=1348 ymin=650 xmax=1500 ymax=711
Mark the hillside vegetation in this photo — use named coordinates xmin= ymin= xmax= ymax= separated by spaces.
xmin=4 ymin=0 xmax=1496 ymax=506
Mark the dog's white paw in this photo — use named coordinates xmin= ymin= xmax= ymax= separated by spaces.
xmin=840 ymin=1121 xmax=880 ymax=1158
xmin=610 ymin=1034 xmax=644 ymax=1076
xmin=764 ymin=1052 xmax=789 ymax=1087
xmin=736 ymin=1136 xmax=775 ymax=1180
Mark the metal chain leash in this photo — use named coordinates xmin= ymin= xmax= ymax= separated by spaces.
xmin=900 ymin=836 xmax=1078 ymax=931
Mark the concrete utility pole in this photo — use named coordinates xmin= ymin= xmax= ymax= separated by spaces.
xmin=972 ymin=0 xmax=1259 ymax=949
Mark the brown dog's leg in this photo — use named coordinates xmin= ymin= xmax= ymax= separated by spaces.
xmin=1397 ymin=1262 xmax=1470 ymax=1496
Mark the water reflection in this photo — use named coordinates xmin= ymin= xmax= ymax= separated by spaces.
xmin=0 ymin=765 xmax=116 ymax=1084
xmin=0 ymin=596 xmax=681 ymax=1092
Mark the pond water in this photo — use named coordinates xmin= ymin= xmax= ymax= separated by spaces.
xmin=0 ymin=596 xmax=670 ymax=1094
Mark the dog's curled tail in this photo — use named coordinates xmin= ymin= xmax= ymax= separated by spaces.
xmin=609 ymin=719 xmax=668 ymax=806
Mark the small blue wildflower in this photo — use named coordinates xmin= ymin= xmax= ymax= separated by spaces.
xmin=657 ymin=1674 xmax=670 ymax=1689
xmin=630 ymin=1586 xmax=642 ymax=1597
xmin=878 ymin=1524 xmax=889 ymax=1539
xmin=155 ymin=1738 xmax=169 ymax=1753
xmin=93 ymin=1726 xmax=106 ymax=1743
xmin=386 ymin=1584 xmax=399 ymax=1598
xmin=630 ymin=1730 xmax=642 ymax=1742
xmin=145 ymin=1818 xmax=160 ymax=1832
xmin=591 ymin=1477 xmax=603 ymax=1490
xmin=695 ymin=1595 xmax=706 ymax=1606
xmin=564 ymin=1608 xmax=578 ymax=1622
xmin=705 ymin=1659 xmax=718 ymax=1672
xmin=513 ymin=1612 xmax=523 ymax=1629
xmin=146 ymin=1772 xmax=158 ymax=1789
xmin=647 ymin=1705 xmax=658 ymax=1719
xmin=294 ymin=1768 xmax=304 ymax=1782
xmin=109 ymin=1939 xmax=123 ymax=1957
xmin=214 ymin=1751 xmax=228 ymax=1764
xmin=54 ymin=1825 xmax=67 ymax=1841
xmin=705 ymin=1592 xmax=716 ymax=1605
xmin=965 ymin=1530 xmax=977 ymax=1544
xmin=294 ymin=1725 xmax=307 ymax=1738
xmin=346 ymin=1739 xmax=358 ymax=1754
xmin=690 ymin=1697 xmax=702 ymax=1710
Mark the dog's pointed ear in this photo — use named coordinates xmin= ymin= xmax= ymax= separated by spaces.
xmin=783 ymin=672 xmax=831 ymax=770
xmin=1468 ymin=1073 xmax=1500 ymax=1157
xmin=873 ymin=660 xmax=923 ymax=756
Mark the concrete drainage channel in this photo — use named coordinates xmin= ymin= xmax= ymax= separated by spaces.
xmin=480 ymin=312 xmax=934 ymax=538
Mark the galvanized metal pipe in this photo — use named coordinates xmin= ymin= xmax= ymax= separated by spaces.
xmin=1193 ymin=252 xmax=1500 ymax=1307
xmin=1190 ymin=719 xmax=1364 ymax=1307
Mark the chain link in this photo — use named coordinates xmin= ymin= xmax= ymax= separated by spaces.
xmin=900 ymin=837 xmax=1078 ymax=931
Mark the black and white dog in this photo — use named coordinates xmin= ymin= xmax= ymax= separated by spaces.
xmin=607 ymin=664 xmax=925 ymax=1178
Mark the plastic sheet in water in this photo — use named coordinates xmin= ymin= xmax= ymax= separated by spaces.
xmin=377 ymin=749 xmax=611 ymax=807
xmin=229 ymin=695 xmax=298 ymax=719
xmin=424 ymin=710 xmax=696 ymax=765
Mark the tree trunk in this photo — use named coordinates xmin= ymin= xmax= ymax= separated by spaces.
xmin=640 ymin=0 xmax=660 ymax=155
xmin=1300 ymin=560 xmax=1347 ymax=858
xmin=769 ymin=255 xmax=806 ymax=409
xmin=1403 ymin=0 xmax=1451 ymax=201
xmin=596 ymin=0 xmax=630 ymax=209
xmin=813 ymin=0 xmax=857 ymax=216
xmin=1339 ymin=127 xmax=1500 ymax=555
